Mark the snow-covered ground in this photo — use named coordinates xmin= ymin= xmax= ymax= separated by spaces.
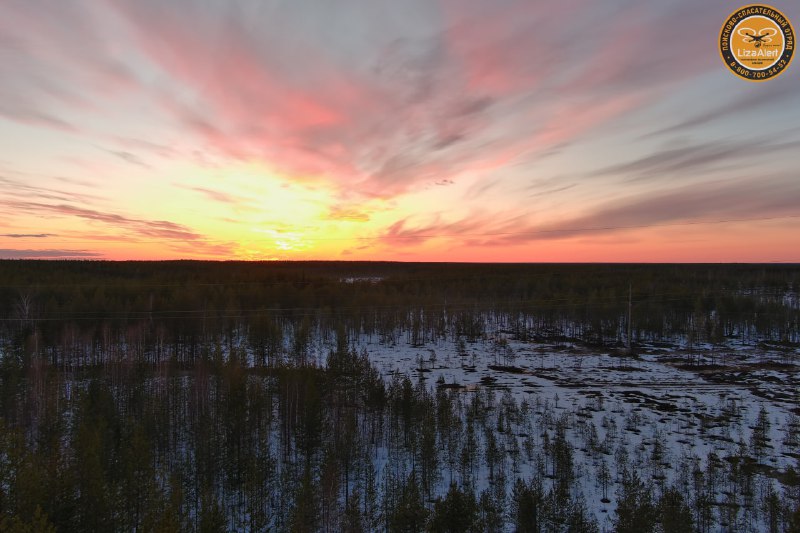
xmin=342 ymin=332 xmax=799 ymax=531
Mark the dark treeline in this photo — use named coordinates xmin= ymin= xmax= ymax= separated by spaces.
xmin=1 ymin=261 xmax=799 ymax=371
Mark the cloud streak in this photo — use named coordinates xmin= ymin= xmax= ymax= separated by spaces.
xmin=597 ymin=139 xmax=800 ymax=182
xmin=524 ymin=176 xmax=800 ymax=242
xmin=182 ymin=186 xmax=245 ymax=205
xmin=377 ymin=175 xmax=800 ymax=247
xmin=0 ymin=176 xmax=105 ymax=204
xmin=0 ymin=233 xmax=54 ymax=238
xmin=5 ymin=201 xmax=203 ymax=241
xmin=0 ymin=249 xmax=102 ymax=259
xmin=647 ymin=81 xmax=800 ymax=137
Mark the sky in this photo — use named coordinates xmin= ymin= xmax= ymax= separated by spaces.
xmin=1 ymin=0 xmax=799 ymax=262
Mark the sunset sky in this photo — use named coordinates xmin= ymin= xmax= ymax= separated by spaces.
xmin=1 ymin=0 xmax=799 ymax=262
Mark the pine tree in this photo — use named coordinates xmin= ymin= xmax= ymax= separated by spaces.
xmin=761 ymin=482 xmax=781 ymax=533
xmin=658 ymin=486 xmax=693 ymax=533
xmin=614 ymin=469 xmax=656 ymax=533
xmin=119 ymin=421 xmax=159 ymax=531
xmin=565 ymin=496 xmax=599 ymax=533
xmin=476 ymin=489 xmax=503 ymax=532
xmin=429 ymin=483 xmax=478 ymax=533
xmin=598 ymin=459 xmax=611 ymax=502
xmin=290 ymin=468 xmax=320 ymax=533
xmin=342 ymin=491 xmax=365 ymax=533
xmin=0 ymin=506 xmax=56 ymax=533
xmin=512 ymin=478 xmax=545 ymax=533
xmin=751 ymin=405 xmax=771 ymax=463
xmin=199 ymin=495 xmax=226 ymax=533
xmin=387 ymin=473 xmax=428 ymax=533
xmin=788 ymin=500 xmax=800 ymax=533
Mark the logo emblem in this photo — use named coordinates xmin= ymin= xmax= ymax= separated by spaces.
xmin=720 ymin=4 xmax=794 ymax=81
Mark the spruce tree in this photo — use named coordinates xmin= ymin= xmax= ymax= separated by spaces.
xmin=429 ymin=483 xmax=478 ymax=533
xmin=614 ymin=469 xmax=656 ymax=533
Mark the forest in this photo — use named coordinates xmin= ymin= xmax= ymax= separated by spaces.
xmin=0 ymin=261 xmax=799 ymax=532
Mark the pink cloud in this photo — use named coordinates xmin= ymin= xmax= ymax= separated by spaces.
xmin=2 ymin=0 xmax=743 ymax=212
xmin=531 ymin=91 xmax=647 ymax=148
xmin=106 ymin=1 xmax=372 ymax=171
xmin=438 ymin=0 xmax=586 ymax=98
xmin=378 ymin=212 xmax=526 ymax=248
xmin=99 ymin=2 xmax=570 ymax=200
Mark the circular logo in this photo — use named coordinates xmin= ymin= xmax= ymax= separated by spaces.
xmin=720 ymin=4 xmax=794 ymax=81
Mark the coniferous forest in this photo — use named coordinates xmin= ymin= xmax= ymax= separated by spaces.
xmin=1 ymin=261 xmax=799 ymax=532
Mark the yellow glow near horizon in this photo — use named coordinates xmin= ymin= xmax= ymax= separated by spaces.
xmin=146 ymin=161 xmax=385 ymax=259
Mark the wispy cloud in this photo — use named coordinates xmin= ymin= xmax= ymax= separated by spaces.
xmin=378 ymin=174 xmax=800 ymax=246
xmin=596 ymin=139 xmax=800 ymax=182
xmin=6 ymin=201 xmax=203 ymax=241
xmin=0 ymin=176 xmax=104 ymax=204
xmin=505 ymin=176 xmax=800 ymax=243
xmin=378 ymin=212 xmax=526 ymax=248
xmin=103 ymin=148 xmax=151 ymax=168
xmin=0 ymin=106 xmax=76 ymax=132
xmin=0 ymin=233 xmax=54 ymax=238
xmin=181 ymin=186 xmax=244 ymax=205
xmin=164 ymin=240 xmax=237 ymax=258
xmin=326 ymin=205 xmax=372 ymax=222
xmin=647 ymin=81 xmax=800 ymax=137
xmin=109 ymin=137 xmax=177 ymax=159
xmin=0 ymin=249 xmax=102 ymax=259
xmin=0 ymin=2 xmax=139 ymax=133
